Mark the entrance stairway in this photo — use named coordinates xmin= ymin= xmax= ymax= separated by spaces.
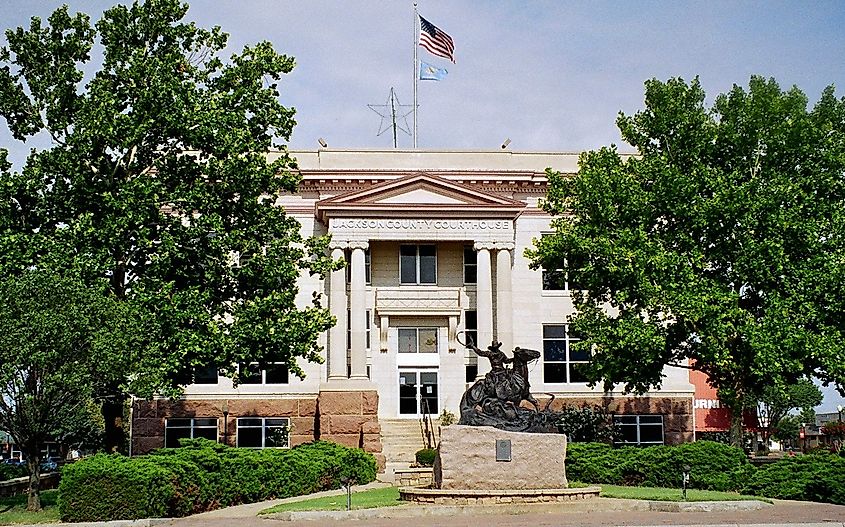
xmin=380 ymin=418 xmax=428 ymax=464
xmin=379 ymin=418 xmax=434 ymax=482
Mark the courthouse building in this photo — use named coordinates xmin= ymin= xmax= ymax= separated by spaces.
xmin=131 ymin=149 xmax=696 ymax=465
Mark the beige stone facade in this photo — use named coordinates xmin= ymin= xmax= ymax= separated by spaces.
xmin=131 ymin=149 xmax=695 ymax=463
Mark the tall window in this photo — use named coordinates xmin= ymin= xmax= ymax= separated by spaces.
xmin=542 ymin=255 xmax=585 ymax=291
xmin=463 ymin=245 xmax=477 ymax=284
xmin=239 ymin=363 xmax=289 ymax=384
xmin=236 ymin=417 xmax=290 ymax=448
xmin=398 ymin=328 xmax=438 ymax=353
xmin=345 ymin=248 xmax=371 ymax=284
xmin=193 ymin=366 xmax=218 ymax=384
xmin=542 ymin=324 xmax=589 ymax=383
xmin=464 ymin=310 xmax=478 ymax=348
xmin=165 ymin=418 xmax=218 ymax=448
xmin=613 ymin=415 xmax=664 ymax=446
xmin=400 ymin=245 xmax=436 ymax=284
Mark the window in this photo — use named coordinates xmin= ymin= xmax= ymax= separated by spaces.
xmin=613 ymin=415 xmax=664 ymax=446
xmin=398 ymin=328 xmax=438 ymax=353
xmin=400 ymin=245 xmax=436 ymax=284
xmin=236 ymin=417 xmax=290 ymax=448
xmin=542 ymin=255 xmax=585 ymax=291
xmin=165 ymin=418 xmax=218 ymax=448
xmin=465 ymin=364 xmax=478 ymax=383
xmin=345 ymin=248 xmax=371 ymax=284
xmin=542 ymin=324 xmax=589 ymax=383
xmin=464 ymin=310 xmax=478 ymax=348
xmin=193 ymin=366 xmax=218 ymax=384
xmin=463 ymin=245 xmax=477 ymax=284
xmin=239 ymin=363 xmax=289 ymax=385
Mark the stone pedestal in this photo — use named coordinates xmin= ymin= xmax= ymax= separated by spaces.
xmin=434 ymin=425 xmax=567 ymax=490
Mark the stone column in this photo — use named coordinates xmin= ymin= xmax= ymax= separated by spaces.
xmin=474 ymin=242 xmax=494 ymax=378
xmin=348 ymin=241 xmax=369 ymax=380
xmin=327 ymin=243 xmax=348 ymax=380
xmin=495 ymin=242 xmax=514 ymax=355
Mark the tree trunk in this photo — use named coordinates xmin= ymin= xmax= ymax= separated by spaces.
xmin=729 ymin=403 xmax=745 ymax=450
xmin=25 ymin=449 xmax=41 ymax=512
xmin=102 ymin=397 xmax=127 ymax=453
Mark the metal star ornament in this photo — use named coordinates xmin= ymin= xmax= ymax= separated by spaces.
xmin=367 ymin=87 xmax=414 ymax=147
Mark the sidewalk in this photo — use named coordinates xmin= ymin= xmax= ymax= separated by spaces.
xmin=163 ymin=494 xmax=845 ymax=527
xmin=180 ymin=480 xmax=392 ymax=520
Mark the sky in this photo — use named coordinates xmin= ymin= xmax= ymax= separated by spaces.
xmin=1 ymin=1 xmax=844 ymax=413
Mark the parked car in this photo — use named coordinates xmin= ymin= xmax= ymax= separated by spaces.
xmin=2 ymin=458 xmax=24 ymax=467
xmin=39 ymin=458 xmax=61 ymax=472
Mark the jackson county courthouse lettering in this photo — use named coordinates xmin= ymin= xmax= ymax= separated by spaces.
xmin=131 ymin=149 xmax=697 ymax=467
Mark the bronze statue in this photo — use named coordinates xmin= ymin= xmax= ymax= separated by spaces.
xmin=459 ymin=339 xmax=559 ymax=433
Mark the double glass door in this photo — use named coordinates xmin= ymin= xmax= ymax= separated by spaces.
xmin=398 ymin=370 xmax=438 ymax=416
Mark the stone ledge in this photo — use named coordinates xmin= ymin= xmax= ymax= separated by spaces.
xmin=399 ymin=486 xmax=601 ymax=504
xmin=394 ymin=468 xmax=434 ymax=488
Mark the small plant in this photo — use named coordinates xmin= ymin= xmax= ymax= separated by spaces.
xmin=414 ymin=448 xmax=436 ymax=467
xmin=438 ymin=409 xmax=456 ymax=427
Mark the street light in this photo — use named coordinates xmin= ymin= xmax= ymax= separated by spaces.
xmin=838 ymin=404 xmax=843 ymax=423
xmin=682 ymin=464 xmax=691 ymax=501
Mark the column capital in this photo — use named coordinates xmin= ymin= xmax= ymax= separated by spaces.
xmin=474 ymin=240 xmax=514 ymax=251
xmin=329 ymin=239 xmax=369 ymax=250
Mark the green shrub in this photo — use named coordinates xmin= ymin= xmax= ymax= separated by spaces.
xmin=415 ymin=448 xmax=436 ymax=467
xmin=58 ymin=454 xmax=176 ymax=522
xmin=566 ymin=441 xmax=750 ymax=491
xmin=57 ymin=439 xmax=378 ymax=522
xmin=0 ymin=463 xmax=27 ymax=481
xmin=742 ymin=453 xmax=845 ymax=505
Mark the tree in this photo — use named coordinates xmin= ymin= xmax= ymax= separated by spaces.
xmin=0 ymin=0 xmax=337 ymax=450
xmin=0 ymin=271 xmax=135 ymax=511
xmin=554 ymin=405 xmax=618 ymax=443
xmin=531 ymin=76 xmax=845 ymax=447
xmin=756 ymin=379 xmax=823 ymax=448
xmin=772 ymin=414 xmax=800 ymax=446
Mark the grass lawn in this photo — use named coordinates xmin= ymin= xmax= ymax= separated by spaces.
xmin=260 ymin=486 xmax=404 ymax=514
xmin=0 ymin=490 xmax=61 ymax=525
xmin=598 ymin=484 xmax=766 ymax=502
xmin=261 ymin=483 xmax=767 ymax=514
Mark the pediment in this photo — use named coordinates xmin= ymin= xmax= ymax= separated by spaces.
xmin=315 ymin=173 xmax=525 ymax=223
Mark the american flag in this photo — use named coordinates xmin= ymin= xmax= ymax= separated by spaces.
xmin=419 ymin=15 xmax=455 ymax=63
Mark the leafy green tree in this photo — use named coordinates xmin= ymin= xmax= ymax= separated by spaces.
xmin=0 ymin=271 xmax=136 ymax=511
xmin=531 ymin=76 xmax=845 ymax=447
xmin=772 ymin=414 xmax=801 ymax=445
xmin=798 ymin=407 xmax=817 ymax=428
xmin=756 ymin=379 xmax=823 ymax=447
xmin=0 ymin=0 xmax=337 ymax=451
xmin=554 ymin=405 xmax=618 ymax=443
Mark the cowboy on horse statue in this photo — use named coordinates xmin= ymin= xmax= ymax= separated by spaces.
xmin=459 ymin=338 xmax=561 ymax=433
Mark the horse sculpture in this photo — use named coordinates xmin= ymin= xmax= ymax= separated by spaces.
xmin=459 ymin=339 xmax=558 ymax=433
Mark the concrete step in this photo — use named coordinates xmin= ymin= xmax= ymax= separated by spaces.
xmin=379 ymin=418 xmax=440 ymax=465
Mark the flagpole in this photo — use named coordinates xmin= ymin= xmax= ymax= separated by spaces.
xmin=413 ymin=2 xmax=418 ymax=149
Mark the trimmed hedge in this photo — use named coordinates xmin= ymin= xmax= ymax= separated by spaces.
xmin=58 ymin=439 xmax=377 ymax=522
xmin=415 ymin=448 xmax=436 ymax=467
xmin=0 ymin=463 xmax=27 ymax=481
xmin=566 ymin=441 xmax=752 ymax=491
xmin=742 ymin=452 xmax=845 ymax=505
